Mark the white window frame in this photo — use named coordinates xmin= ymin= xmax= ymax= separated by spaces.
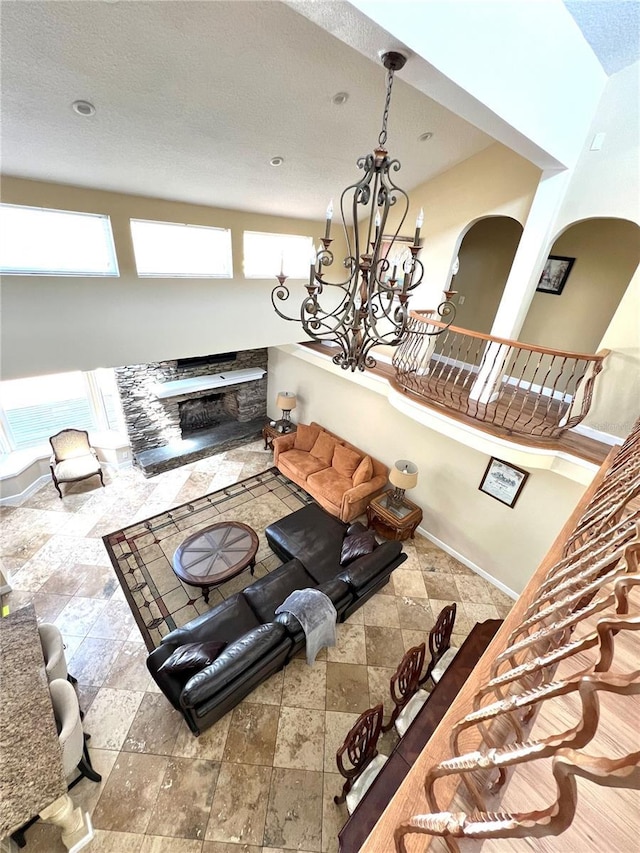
xmin=0 ymin=203 xmax=119 ymax=277
xmin=243 ymin=230 xmax=313 ymax=279
xmin=130 ymin=218 xmax=233 ymax=278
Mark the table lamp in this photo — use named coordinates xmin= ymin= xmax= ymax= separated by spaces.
xmin=276 ymin=392 xmax=297 ymax=425
xmin=389 ymin=460 xmax=418 ymax=508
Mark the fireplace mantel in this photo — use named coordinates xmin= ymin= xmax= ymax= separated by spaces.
xmin=153 ymin=368 xmax=266 ymax=400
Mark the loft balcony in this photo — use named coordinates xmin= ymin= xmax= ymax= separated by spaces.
xmin=299 ymin=313 xmax=612 ymax=469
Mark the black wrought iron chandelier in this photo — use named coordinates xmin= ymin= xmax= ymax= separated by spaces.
xmin=271 ymin=51 xmax=456 ymax=372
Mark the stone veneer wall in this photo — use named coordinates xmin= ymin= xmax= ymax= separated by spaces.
xmin=115 ymin=349 xmax=267 ymax=456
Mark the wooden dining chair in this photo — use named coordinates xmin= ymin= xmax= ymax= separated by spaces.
xmin=334 ymin=703 xmax=387 ymax=814
xmin=419 ymin=602 xmax=457 ymax=687
xmin=383 ymin=643 xmax=430 ymax=737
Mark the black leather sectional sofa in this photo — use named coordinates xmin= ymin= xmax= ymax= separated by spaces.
xmin=147 ymin=503 xmax=407 ymax=735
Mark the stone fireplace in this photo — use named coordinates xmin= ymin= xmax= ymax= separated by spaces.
xmin=115 ymin=349 xmax=267 ymax=476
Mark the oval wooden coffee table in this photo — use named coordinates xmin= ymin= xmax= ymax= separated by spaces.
xmin=172 ymin=521 xmax=259 ymax=603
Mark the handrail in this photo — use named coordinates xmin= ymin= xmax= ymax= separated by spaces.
xmin=409 ymin=311 xmax=609 ymax=362
xmin=392 ymin=312 xmax=609 ymax=440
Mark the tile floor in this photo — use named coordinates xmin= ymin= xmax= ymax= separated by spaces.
xmin=1 ymin=440 xmax=513 ymax=853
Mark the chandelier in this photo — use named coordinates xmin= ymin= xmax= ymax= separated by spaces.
xmin=271 ymin=51 xmax=456 ymax=372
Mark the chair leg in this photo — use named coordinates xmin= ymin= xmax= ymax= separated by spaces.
xmin=50 ymin=468 xmax=63 ymax=499
xmin=10 ymin=815 xmax=39 ymax=848
xmin=76 ymin=757 xmax=102 ymax=785
xmin=81 ymin=737 xmax=102 ymax=782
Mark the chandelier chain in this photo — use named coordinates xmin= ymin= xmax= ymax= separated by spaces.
xmin=378 ymin=66 xmax=395 ymax=147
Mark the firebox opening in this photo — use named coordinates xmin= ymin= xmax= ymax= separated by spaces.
xmin=178 ymin=393 xmax=229 ymax=436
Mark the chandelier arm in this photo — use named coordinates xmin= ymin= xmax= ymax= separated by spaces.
xmin=271 ymin=282 xmax=301 ymax=322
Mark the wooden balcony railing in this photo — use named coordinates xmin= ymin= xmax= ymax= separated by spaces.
xmin=392 ymin=311 xmax=609 ymax=439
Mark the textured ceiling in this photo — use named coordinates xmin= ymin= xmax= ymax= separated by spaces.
xmin=564 ymin=0 xmax=640 ymax=75
xmin=2 ymin=1 xmax=635 ymax=220
xmin=0 ymin=0 xmax=492 ymax=219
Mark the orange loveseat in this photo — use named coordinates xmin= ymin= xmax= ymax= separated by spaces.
xmin=273 ymin=422 xmax=388 ymax=523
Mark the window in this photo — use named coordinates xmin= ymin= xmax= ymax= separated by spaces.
xmin=130 ymin=219 xmax=233 ymax=277
xmin=243 ymin=231 xmax=313 ymax=279
xmin=0 ymin=368 xmax=126 ymax=453
xmin=0 ymin=204 xmax=118 ymax=276
xmin=1 ymin=372 xmax=96 ymax=451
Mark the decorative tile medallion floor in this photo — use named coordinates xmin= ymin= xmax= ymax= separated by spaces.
xmin=0 ymin=439 xmax=513 ymax=853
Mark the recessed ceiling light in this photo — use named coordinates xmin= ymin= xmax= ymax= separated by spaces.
xmin=270 ymin=156 xmax=284 ymax=167
xmin=332 ymin=92 xmax=349 ymax=106
xmin=72 ymin=100 xmax=96 ymax=117
xmin=418 ymin=131 xmax=433 ymax=142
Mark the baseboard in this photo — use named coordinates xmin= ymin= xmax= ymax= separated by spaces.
xmin=416 ymin=524 xmax=519 ymax=601
xmin=570 ymin=423 xmax=622 ymax=446
xmin=0 ymin=473 xmax=50 ymax=506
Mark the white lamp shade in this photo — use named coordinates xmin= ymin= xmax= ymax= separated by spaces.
xmin=276 ymin=392 xmax=297 ymax=411
xmin=389 ymin=459 xmax=418 ymax=490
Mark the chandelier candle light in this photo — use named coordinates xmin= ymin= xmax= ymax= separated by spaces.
xmin=271 ymin=51 xmax=456 ymax=372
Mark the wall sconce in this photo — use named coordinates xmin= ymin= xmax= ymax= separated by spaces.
xmin=389 ymin=459 xmax=418 ymax=507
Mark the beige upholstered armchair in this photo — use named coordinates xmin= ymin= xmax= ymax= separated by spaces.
xmin=49 ymin=428 xmax=104 ymax=498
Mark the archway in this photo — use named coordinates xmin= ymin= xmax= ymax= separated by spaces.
xmin=520 ymin=217 xmax=640 ymax=352
xmin=451 ymin=216 xmax=523 ymax=335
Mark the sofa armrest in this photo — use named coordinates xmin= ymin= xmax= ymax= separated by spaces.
xmin=338 ymin=540 xmax=404 ymax=590
xmin=340 ymin=474 xmax=388 ymax=520
xmin=181 ymin=623 xmax=289 ymax=709
xmin=273 ymin=432 xmax=297 ymax=464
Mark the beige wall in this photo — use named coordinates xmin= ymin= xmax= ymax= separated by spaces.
xmin=451 ymin=217 xmax=523 ymax=334
xmin=0 ymin=177 xmax=350 ymax=380
xmin=383 ymin=143 xmax=540 ymax=309
xmin=520 ymin=218 xmax=640 ymax=353
xmin=556 ymin=62 xmax=640 ymax=231
xmin=583 ymin=267 xmax=640 ymax=438
xmin=268 ymin=348 xmax=586 ymax=594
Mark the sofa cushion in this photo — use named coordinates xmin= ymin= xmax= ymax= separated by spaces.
xmin=181 ymin=623 xmax=289 ymax=708
xmin=265 ymin=504 xmax=347 ymax=585
xmin=158 ymin=640 xmax=226 ymax=676
xmin=338 ymin=540 xmax=404 ymax=590
xmin=279 ymin=449 xmax=328 ymax=479
xmin=308 ymin=468 xmax=353 ymax=507
xmin=294 ymin=423 xmax=320 ymax=451
xmin=307 ymin=467 xmax=353 ymax=509
xmin=159 ymin=592 xmax=261 ymax=649
xmin=340 ymin=530 xmax=377 ymax=566
xmin=310 ymin=431 xmax=341 ymax=465
xmin=332 ymin=444 xmax=362 ymax=479
xmin=352 ymin=455 xmax=374 ymax=487
xmin=243 ymin=558 xmax=316 ymax=623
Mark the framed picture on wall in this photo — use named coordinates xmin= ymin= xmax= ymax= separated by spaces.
xmin=479 ymin=457 xmax=529 ymax=508
xmin=536 ymin=255 xmax=575 ymax=296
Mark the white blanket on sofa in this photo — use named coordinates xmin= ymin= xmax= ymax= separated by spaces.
xmin=276 ymin=588 xmax=337 ymax=665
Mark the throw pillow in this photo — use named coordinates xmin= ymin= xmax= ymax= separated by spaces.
xmin=294 ymin=423 xmax=320 ymax=452
xmin=158 ymin=640 xmax=226 ymax=675
xmin=310 ymin=431 xmax=340 ymax=465
xmin=352 ymin=455 xmax=374 ymax=487
xmin=332 ymin=444 xmax=362 ymax=479
xmin=340 ymin=530 xmax=377 ymax=566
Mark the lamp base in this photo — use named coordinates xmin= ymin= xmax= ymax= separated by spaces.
xmin=388 ymin=487 xmax=406 ymax=509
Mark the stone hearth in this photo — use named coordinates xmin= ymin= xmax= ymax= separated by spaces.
xmin=115 ymin=349 xmax=267 ymax=476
